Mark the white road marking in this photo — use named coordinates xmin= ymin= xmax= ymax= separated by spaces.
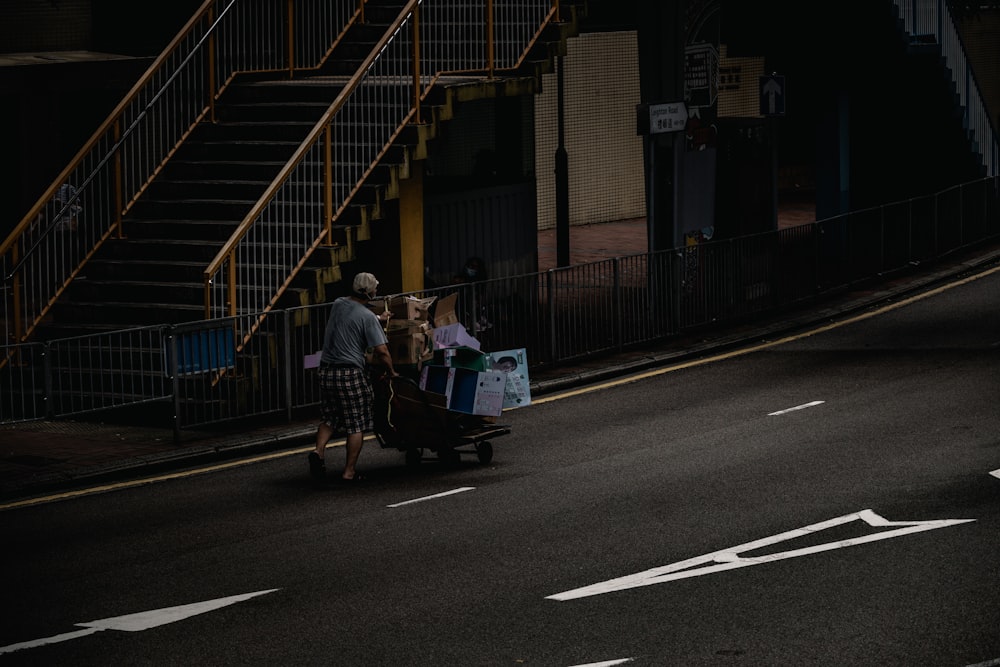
xmin=0 ymin=589 xmax=280 ymax=655
xmin=547 ymin=510 xmax=974 ymax=601
xmin=768 ymin=400 xmax=825 ymax=416
xmin=569 ymin=660 xmax=634 ymax=667
xmin=767 ymin=401 xmax=826 ymax=417
xmin=387 ymin=487 xmax=475 ymax=508
xmin=990 ymin=469 xmax=1000 ymax=480
xmin=966 ymin=659 xmax=1000 ymax=667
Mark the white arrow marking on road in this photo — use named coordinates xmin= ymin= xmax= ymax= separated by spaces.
xmin=0 ymin=589 xmax=280 ymax=655
xmin=769 ymin=400 xmax=824 ymax=416
xmin=547 ymin=510 xmax=973 ymax=601
xmin=387 ymin=487 xmax=475 ymax=508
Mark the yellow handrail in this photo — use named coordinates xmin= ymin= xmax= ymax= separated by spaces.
xmin=202 ymin=1 xmax=568 ymax=323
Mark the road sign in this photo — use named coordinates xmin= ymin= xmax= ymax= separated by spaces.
xmin=759 ymin=74 xmax=786 ymax=116
xmin=636 ymin=101 xmax=688 ymax=135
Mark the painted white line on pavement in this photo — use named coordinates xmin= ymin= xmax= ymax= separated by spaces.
xmin=966 ymin=659 xmax=1000 ymax=667
xmin=387 ymin=487 xmax=475 ymax=508
xmin=0 ymin=589 xmax=280 ymax=655
xmin=768 ymin=400 xmax=825 ymax=416
xmin=548 ymin=510 xmax=974 ymax=601
xmin=990 ymin=469 xmax=1000 ymax=481
xmin=569 ymin=660 xmax=634 ymax=667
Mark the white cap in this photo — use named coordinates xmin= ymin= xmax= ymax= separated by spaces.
xmin=353 ymin=272 xmax=378 ymax=298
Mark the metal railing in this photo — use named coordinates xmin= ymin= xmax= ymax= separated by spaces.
xmin=1 ymin=0 xmax=366 ymax=346
xmin=892 ymin=0 xmax=999 ymax=177
xmin=3 ymin=176 xmax=997 ymax=433
xmin=204 ymin=0 xmax=564 ymax=336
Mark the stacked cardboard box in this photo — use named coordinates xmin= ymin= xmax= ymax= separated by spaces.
xmin=368 ymin=293 xmax=462 ymax=370
xmin=419 ymin=342 xmax=532 ymax=417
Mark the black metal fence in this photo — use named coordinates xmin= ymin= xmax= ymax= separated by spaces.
xmin=2 ymin=176 xmax=998 ymax=434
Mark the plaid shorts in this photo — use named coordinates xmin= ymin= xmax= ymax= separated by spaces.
xmin=318 ymin=366 xmax=374 ymax=434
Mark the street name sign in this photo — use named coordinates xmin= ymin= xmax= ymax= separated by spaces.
xmin=636 ymin=101 xmax=688 ymax=135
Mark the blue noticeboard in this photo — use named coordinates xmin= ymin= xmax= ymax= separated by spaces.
xmin=173 ymin=328 xmax=236 ymax=375
xmin=759 ymin=75 xmax=786 ymax=116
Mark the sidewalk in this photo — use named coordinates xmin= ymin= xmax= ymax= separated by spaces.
xmin=3 ymin=213 xmax=998 ymax=504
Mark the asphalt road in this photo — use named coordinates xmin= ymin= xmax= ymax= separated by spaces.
xmin=2 ymin=266 xmax=999 ymax=666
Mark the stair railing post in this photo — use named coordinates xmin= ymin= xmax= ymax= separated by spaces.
xmin=553 ymin=0 xmax=561 ymax=23
xmin=287 ymin=0 xmax=295 ymax=78
xmin=412 ymin=3 xmax=422 ymax=124
xmin=113 ymin=118 xmax=124 ymax=239
xmin=228 ymin=257 xmax=238 ymax=318
xmin=358 ymin=0 xmax=365 ymax=24
xmin=208 ymin=4 xmax=217 ymax=123
xmin=323 ymin=124 xmax=333 ymax=245
xmin=11 ymin=241 xmax=22 ymax=343
xmin=486 ymin=0 xmax=495 ymax=78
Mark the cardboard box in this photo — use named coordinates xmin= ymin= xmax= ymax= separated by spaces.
xmin=387 ymin=319 xmax=432 ymax=335
xmin=391 ymin=295 xmax=436 ymax=321
xmin=388 ymin=331 xmax=433 ymax=365
xmin=447 ymin=368 xmax=507 ymax=417
xmin=433 ymin=292 xmax=460 ymax=327
xmin=369 ymin=295 xmax=435 ymax=321
xmin=432 ymin=345 xmax=490 ymax=371
xmin=419 ymin=364 xmax=454 ymax=396
xmin=432 ymin=322 xmax=480 ymax=350
xmin=420 ymin=365 xmax=506 ymax=417
xmin=488 ymin=348 xmax=532 ymax=409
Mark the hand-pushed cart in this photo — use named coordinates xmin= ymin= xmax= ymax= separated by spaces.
xmin=372 ymin=374 xmax=511 ymax=467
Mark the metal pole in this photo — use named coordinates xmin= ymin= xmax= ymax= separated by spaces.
xmin=555 ymin=56 xmax=570 ymax=267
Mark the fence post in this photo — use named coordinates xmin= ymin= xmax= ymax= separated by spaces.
xmin=168 ymin=328 xmax=181 ymax=444
xmin=546 ymin=270 xmax=556 ymax=363
xmin=282 ymin=309 xmax=293 ymax=423
xmin=42 ymin=341 xmax=52 ymax=419
xmin=613 ymin=258 xmax=622 ymax=351
xmin=879 ymin=205 xmax=886 ymax=274
xmin=959 ymin=183 xmax=965 ymax=245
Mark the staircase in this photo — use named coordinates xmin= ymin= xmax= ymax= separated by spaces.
xmin=16 ymin=1 xmax=583 ymax=340
xmin=1 ymin=0 xmax=585 ymax=425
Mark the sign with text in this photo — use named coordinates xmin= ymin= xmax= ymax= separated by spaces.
xmin=636 ymin=101 xmax=688 ymax=135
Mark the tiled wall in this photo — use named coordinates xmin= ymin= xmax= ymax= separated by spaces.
xmin=534 ymin=31 xmax=646 ymax=230
xmin=0 ymin=0 xmax=92 ymax=52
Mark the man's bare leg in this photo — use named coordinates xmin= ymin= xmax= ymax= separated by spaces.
xmin=342 ymin=431 xmax=364 ymax=480
xmin=314 ymin=422 xmax=335 ymax=458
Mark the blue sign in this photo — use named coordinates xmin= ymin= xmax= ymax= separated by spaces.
xmin=759 ymin=75 xmax=786 ymax=116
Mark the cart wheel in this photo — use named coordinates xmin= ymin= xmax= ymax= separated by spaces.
xmin=438 ymin=448 xmax=461 ymax=467
xmin=476 ymin=440 xmax=494 ymax=464
xmin=405 ymin=448 xmax=423 ymax=468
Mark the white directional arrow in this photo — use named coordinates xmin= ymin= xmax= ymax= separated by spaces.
xmin=0 ymin=589 xmax=280 ymax=655
xmin=547 ymin=510 xmax=973 ymax=601
xmin=762 ymin=78 xmax=783 ymax=114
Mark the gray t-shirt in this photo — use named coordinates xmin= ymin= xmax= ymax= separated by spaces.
xmin=320 ymin=297 xmax=388 ymax=369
